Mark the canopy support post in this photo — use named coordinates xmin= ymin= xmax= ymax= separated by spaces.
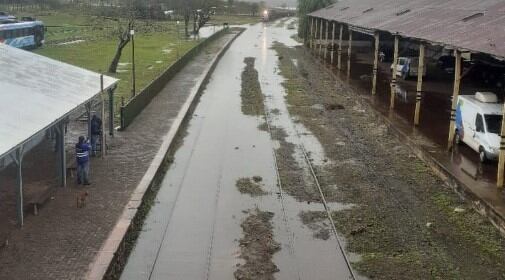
xmin=309 ymin=17 xmax=314 ymax=49
xmin=330 ymin=22 xmax=335 ymax=64
xmin=324 ymin=20 xmax=329 ymax=60
xmin=337 ymin=24 xmax=343 ymax=70
xmin=10 ymin=146 xmax=24 ymax=227
xmin=390 ymin=35 xmax=399 ymax=109
xmin=319 ymin=18 xmax=323 ymax=56
xmin=414 ymin=43 xmax=425 ymax=125
xmin=55 ymin=122 xmax=66 ymax=187
xmin=347 ymin=30 xmax=352 ymax=78
xmin=372 ymin=32 xmax=380 ymax=95
xmin=498 ymin=102 xmax=505 ymax=188
xmin=448 ymin=49 xmax=462 ymax=150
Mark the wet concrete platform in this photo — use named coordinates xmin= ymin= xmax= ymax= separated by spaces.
xmin=311 ymin=45 xmax=505 ymax=235
xmin=122 ymin=20 xmax=357 ymax=280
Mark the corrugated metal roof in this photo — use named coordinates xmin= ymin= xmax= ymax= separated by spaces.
xmin=309 ymin=0 xmax=505 ymax=59
xmin=0 ymin=44 xmax=118 ymax=159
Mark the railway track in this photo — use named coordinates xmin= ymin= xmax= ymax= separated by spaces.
xmin=261 ymin=97 xmax=357 ymax=280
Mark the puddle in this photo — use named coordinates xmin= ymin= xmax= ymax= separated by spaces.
xmin=57 ymin=39 xmax=85 ymax=46
xmin=122 ymin=20 xmax=360 ymax=280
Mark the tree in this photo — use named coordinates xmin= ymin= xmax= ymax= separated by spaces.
xmin=297 ymin=0 xmax=334 ymax=39
xmin=108 ymin=18 xmax=134 ymax=73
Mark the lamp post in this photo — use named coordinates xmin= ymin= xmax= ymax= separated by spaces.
xmin=176 ymin=21 xmax=180 ymax=60
xmin=130 ymin=28 xmax=136 ymax=98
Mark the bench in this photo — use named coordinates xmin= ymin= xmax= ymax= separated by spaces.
xmin=27 ymin=185 xmax=56 ymax=216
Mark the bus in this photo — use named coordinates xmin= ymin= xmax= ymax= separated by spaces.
xmin=0 ymin=19 xmax=45 ymax=49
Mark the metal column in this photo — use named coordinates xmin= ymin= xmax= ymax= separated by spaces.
xmin=85 ymin=101 xmax=93 ymax=141
xmin=309 ymin=17 xmax=314 ymax=49
xmin=337 ymin=24 xmax=343 ymax=70
xmin=414 ymin=43 xmax=425 ymax=125
xmin=390 ymin=35 xmax=399 ymax=109
xmin=347 ymin=31 xmax=352 ymax=78
xmin=498 ymin=103 xmax=505 ymax=187
xmin=319 ymin=19 xmax=323 ymax=56
xmin=56 ymin=122 xmax=66 ymax=187
xmin=372 ymin=32 xmax=380 ymax=95
xmin=109 ymin=88 xmax=114 ymax=137
xmin=324 ymin=20 xmax=329 ymax=60
xmin=330 ymin=22 xmax=335 ymax=64
xmin=447 ymin=50 xmax=462 ymax=150
xmin=10 ymin=147 xmax=24 ymax=226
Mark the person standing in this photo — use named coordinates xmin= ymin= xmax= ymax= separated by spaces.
xmin=90 ymin=114 xmax=102 ymax=156
xmin=76 ymin=136 xmax=91 ymax=185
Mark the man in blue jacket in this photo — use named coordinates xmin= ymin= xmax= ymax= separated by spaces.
xmin=76 ymin=136 xmax=91 ymax=185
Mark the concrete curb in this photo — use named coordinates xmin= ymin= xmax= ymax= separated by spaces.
xmin=85 ymin=28 xmax=246 ymax=280
xmin=312 ymin=52 xmax=505 ymax=237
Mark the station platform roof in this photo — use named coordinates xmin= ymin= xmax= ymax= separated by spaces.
xmin=0 ymin=44 xmax=118 ymax=160
xmin=309 ymin=0 xmax=505 ymax=60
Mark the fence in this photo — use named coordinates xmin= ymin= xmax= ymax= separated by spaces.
xmin=120 ymin=27 xmax=227 ymax=129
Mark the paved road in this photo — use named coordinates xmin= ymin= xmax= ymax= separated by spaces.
xmin=122 ymin=20 xmax=356 ymax=280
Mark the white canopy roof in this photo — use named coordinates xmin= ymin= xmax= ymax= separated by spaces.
xmin=0 ymin=44 xmax=118 ymax=159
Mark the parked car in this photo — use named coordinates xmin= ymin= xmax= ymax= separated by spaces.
xmin=390 ymin=57 xmax=427 ymax=80
xmin=455 ymin=92 xmax=503 ymax=162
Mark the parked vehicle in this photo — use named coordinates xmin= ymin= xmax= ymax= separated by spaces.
xmin=455 ymin=92 xmax=503 ymax=162
xmin=391 ymin=56 xmax=427 ymax=80
xmin=0 ymin=11 xmax=16 ymax=21
xmin=0 ymin=19 xmax=44 ymax=49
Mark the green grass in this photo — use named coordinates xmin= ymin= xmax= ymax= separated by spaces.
xmin=8 ymin=9 xmax=253 ymax=113
xmin=25 ymin=10 xmax=198 ymax=113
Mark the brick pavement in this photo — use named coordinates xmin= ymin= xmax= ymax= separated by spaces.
xmin=0 ymin=33 xmax=235 ymax=280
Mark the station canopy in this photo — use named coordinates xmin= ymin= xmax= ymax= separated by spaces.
xmin=0 ymin=44 xmax=118 ymax=160
xmin=309 ymin=0 xmax=505 ymax=60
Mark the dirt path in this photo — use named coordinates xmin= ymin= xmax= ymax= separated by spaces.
xmin=272 ymin=41 xmax=505 ymax=279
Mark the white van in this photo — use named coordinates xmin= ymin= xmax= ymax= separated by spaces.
xmin=455 ymin=92 xmax=503 ymax=162
xmin=390 ymin=57 xmax=427 ymax=80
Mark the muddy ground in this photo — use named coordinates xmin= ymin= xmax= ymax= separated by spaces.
xmin=234 ymin=209 xmax=280 ymax=280
xmin=241 ymin=57 xmax=264 ymax=116
xmin=236 ymin=177 xmax=267 ymax=197
xmin=271 ymin=42 xmax=505 ymax=279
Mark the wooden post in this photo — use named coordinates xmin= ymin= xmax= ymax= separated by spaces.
xmin=319 ymin=19 xmax=323 ymax=56
xmin=497 ymin=103 xmax=505 ymax=187
xmin=390 ymin=35 xmax=399 ymax=109
xmin=324 ymin=20 xmax=329 ymax=60
xmin=347 ymin=30 xmax=352 ymax=78
xmin=372 ymin=32 xmax=380 ymax=95
xmin=309 ymin=17 xmax=314 ymax=49
xmin=330 ymin=22 xmax=335 ymax=64
xmin=314 ymin=18 xmax=318 ymax=51
xmin=414 ymin=43 xmax=425 ymax=125
xmin=448 ymin=50 xmax=462 ymax=150
xmin=337 ymin=24 xmax=343 ymax=70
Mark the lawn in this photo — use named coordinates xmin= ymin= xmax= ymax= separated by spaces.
xmin=7 ymin=9 xmax=257 ymax=112
xmin=23 ymin=11 xmax=198 ymax=111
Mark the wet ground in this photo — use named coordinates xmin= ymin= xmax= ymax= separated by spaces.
xmin=122 ymin=18 xmax=505 ymax=280
xmin=121 ymin=19 xmax=358 ymax=280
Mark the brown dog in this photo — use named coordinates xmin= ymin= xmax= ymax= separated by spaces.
xmin=76 ymin=191 xmax=89 ymax=208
